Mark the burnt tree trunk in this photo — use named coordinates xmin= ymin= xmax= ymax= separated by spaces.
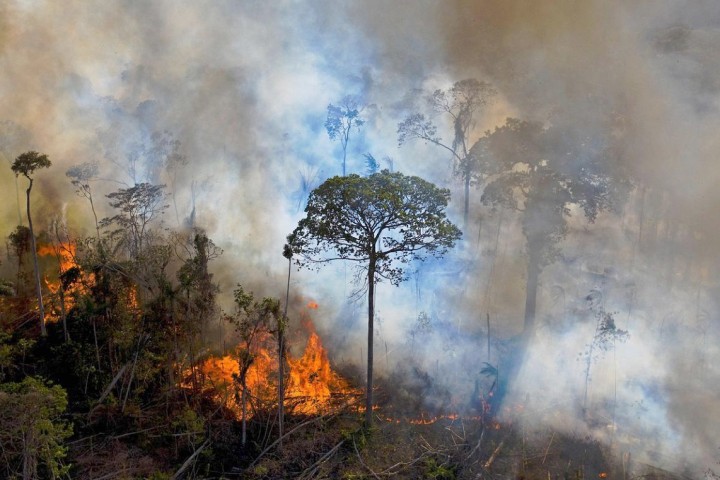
xmin=241 ymin=379 xmax=247 ymax=447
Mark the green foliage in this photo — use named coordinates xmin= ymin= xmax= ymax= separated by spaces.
xmin=253 ymin=465 xmax=270 ymax=476
xmin=424 ymin=456 xmax=456 ymax=480
xmin=229 ymin=287 xmax=281 ymax=376
xmin=11 ymin=151 xmax=51 ymax=179
xmin=325 ymin=95 xmax=364 ymax=142
xmin=0 ymin=279 xmax=14 ymax=296
xmin=65 ymin=161 xmax=99 ymax=195
xmin=101 ymin=182 xmax=168 ymax=257
xmin=342 ymin=425 xmax=372 ymax=449
xmin=0 ymin=332 xmax=15 ymax=381
xmin=363 ymin=153 xmax=379 ymax=176
xmin=581 ymin=308 xmax=629 ymax=365
xmin=171 ymin=405 xmax=205 ymax=448
xmin=409 ymin=311 xmax=433 ymax=343
xmin=481 ymin=118 xmax=626 ymax=267
xmin=325 ymin=95 xmax=365 ymax=176
xmin=342 ymin=472 xmax=368 ymax=480
xmin=398 ymin=78 xmax=496 ymax=180
xmin=289 ymin=170 xmax=460 ymax=426
xmin=581 ymin=308 xmax=629 ymax=411
xmin=146 ymin=472 xmax=172 ymax=480
xmin=0 ymin=376 xmax=72 ymax=479
xmin=288 ymin=170 xmax=462 ymax=286
xmin=8 ymin=225 xmax=31 ymax=257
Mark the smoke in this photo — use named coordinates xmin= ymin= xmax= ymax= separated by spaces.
xmin=1 ymin=0 xmax=719 ymax=475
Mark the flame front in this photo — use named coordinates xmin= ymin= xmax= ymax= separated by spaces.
xmin=286 ymin=330 xmax=353 ymax=414
xmin=37 ymin=242 xmax=92 ymax=322
xmin=194 ymin=319 xmax=355 ymax=418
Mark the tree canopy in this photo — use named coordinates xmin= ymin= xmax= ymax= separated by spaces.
xmin=325 ymin=95 xmax=365 ymax=177
xmin=288 ymin=170 xmax=462 ymax=285
xmin=481 ymin=118 xmax=626 ymax=272
xmin=397 ymin=78 xmax=496 ymax=227
xmin=10 ymin=151 xmax=51 ymax=180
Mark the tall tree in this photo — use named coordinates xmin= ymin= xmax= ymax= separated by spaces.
xmin=325 ymin=95 xmax=365 ymax=177
xmin=66 ymin=162 xmax=101 ymax=240
xmin=398 ymin=79 xmax=496 ymax=228
xmin=11 ymin=151 xmax=51 ymax=336
xmin=287 ymin=170 xmax=461 ymax=426
xmin=8 ymin=226 xmax=31 ymax=297
xmin=175 ymin=229 xmax=221 ymax=391
xmin=227 ymin=286 xmax=280 ymax=447
xmin=146 ymin=130 xmax=187 ymax=226
xmin=481 ymin=118 xmax=627 ymax=334
xmin=278 ymin=243 xmax=294 ymax=449
xmin=0 ymin=120 xmax=33 ymax=225
xmin=101 ymin=183 xmax=168 ymax=259
xmin=0 ymin=377 xmax=72 ymax=479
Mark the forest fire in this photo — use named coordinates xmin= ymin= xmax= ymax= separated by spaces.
xmin=37 ymin=242 xmax=90 ymax=322
xmin=286 ymin=322 xmax=354 ymax=414
xmin=35 ymin=242 xmax=141 ymax=323
xmin=195 ymin=317 xmax=356 ymax=417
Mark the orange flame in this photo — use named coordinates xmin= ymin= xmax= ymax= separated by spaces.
xmin=196 ymin=347 xmax=275 ymax=405
xmin=286 ymin=329 xmax=353 ymax=414
xmin=126 ymin=286 xmax=141 ymax=314
xmin=306 ymin=301 xmax=319 ymax=309
xmin=193 ymin=318 xmax=355 ymax=417
xmin=37 ymin=242 xmax=92 ymax=322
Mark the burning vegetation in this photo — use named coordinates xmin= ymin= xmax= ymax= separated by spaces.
xmin=0 ymin=147 xmax=712 ymax=479
xmin=2 ymin=3 xmax=720 ymax=477
xmin=194 ymin=314 xmax=357 ymax=418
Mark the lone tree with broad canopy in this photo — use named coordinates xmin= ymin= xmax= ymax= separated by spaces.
xmin=287 ymin=170 xmax=461 ymax=426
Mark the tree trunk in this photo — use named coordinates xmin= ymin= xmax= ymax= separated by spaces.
xmin=89 ymin=192 xmax=101 ymax=241
xmin=523 ymin=258 xmax=541 ymax=334
xmin=23 ymin=429 xmax=35 ymax=480
xmin=26 ymin=178 xmax=46 ymax=336
xmin=241 ymin=380 xmax=247 ymax=447
xmin=277 ymin=328 xmax=285 ymax=448
xmin=15 ymin=176 xmax=22 ymax=226
xmin=93 ymin=317 xmax=101 ymax=369
xmin=60 ymin=287 xmax=69 ymax=342
xmin=490 ymin=249 xmax=541 ymax=417
xmin=464 ymin=173 xmax=470 ymax=231
xmin=365 ymin=256 xmax=376 ymax=427
xmin=342 ymin=126 xmax=351 ymax=177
